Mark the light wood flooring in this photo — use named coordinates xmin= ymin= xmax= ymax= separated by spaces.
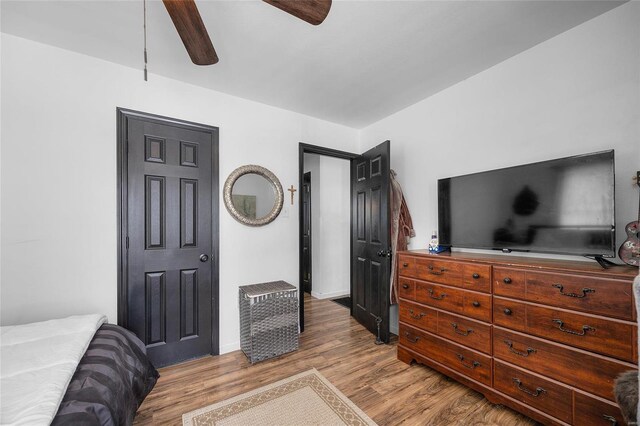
xmin=134 ymin=295 xmax=537 ymax=425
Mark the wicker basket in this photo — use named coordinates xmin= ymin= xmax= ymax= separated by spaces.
xmin=239 ymin=281 xmax=299 ymax=363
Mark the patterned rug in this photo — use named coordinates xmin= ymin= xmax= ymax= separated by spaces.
xmin=182 ymin=369 xmax=377 ymax=426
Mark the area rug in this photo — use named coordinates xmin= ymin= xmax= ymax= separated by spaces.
xmin=182 ymin=368 xmax=377 ymax=426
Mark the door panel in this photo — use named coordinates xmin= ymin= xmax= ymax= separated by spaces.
xmin=370 ymin=260 xmax=381 ymax=319
xmin=145 ymin=176 xmax=166 ymax=249
xmin=351 ymin=140 xmax=391 ymax=342
xmin=355 ymin=257 xmax=367 ymax=310
xmin=370 ymin=186 xmax=381 ymax=243
xmin=145 ymin=271 xmax=166 ymax=345
xmin=356 ymin=191 xmax=366 ymax=240
xmin=180 ymin=269 xmax=198 ymax=339
xmin=181 ymin=179 xmax=198 ymax=247
xmin=120 ymin=110 xmax=218 ymax=367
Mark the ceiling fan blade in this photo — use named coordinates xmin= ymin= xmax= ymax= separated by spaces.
xmin=163 ymin=0 xmax=218 ymax=65
xmin=262 ymin=0 xmax=332 ymax=26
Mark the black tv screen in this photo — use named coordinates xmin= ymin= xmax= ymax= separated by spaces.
xmin=438 ymin=150 xmax=615 ymax=257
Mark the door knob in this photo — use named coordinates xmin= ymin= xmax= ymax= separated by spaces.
xmin=199 ymin=254 xmax=209 ymax=262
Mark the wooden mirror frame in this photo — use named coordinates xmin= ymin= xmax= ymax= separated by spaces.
xmin=223 ymin=165 xmax=284 ymax=226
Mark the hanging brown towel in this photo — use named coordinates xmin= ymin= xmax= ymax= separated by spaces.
xmin=390 ymin=169 xmax=415 ymax=304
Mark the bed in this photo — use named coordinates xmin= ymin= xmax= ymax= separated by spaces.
xmin=1 ymin=315 xmax=158 ymax=425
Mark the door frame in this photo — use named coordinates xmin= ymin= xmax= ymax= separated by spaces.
xmin=298 ymin=143 xmax=358 ymax=332
xmin=116 ymin=107 xmax=220 ymax=355
xmin=302 ymin=171 xmax=312 ymax=294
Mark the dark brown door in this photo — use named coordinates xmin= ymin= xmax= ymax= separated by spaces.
xmin=118 ymin=109 xmax=219 ymax=367
xmin=302 ymin=172 xmax=312 ymax=294
xmin=351 ymin=140 xmax=391 ymax=343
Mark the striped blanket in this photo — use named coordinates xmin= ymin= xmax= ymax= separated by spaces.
xmin=52 ymin=324 xmax=159 ymax=425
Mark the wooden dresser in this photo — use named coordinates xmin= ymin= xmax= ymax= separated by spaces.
xmin=397 ymin=250 xmax=638 ymax=426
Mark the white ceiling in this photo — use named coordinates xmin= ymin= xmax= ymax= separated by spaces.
xmin=1 ymin=0 xmax=625 ymax=128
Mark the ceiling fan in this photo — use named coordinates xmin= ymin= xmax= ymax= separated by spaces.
xmin=162 ymin=0 xmax=333 ymax=66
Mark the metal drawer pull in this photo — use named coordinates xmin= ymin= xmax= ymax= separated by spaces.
xmin=409 ymin=309 xmax=426 ymax=319
xmin=472 ymin=273 xmax=480 ymax=279
xmin=552 ymin=319 xmax=595 ymax=336
xmin=512 ymin=378 xmax=546 ymax=397
xmin=402 ymin=284 xmax=410 ymax=289
xmin=472 ymin=301 xmax=480 ymax=307
xmin=504 ymin=340 xmax=536 ymax=357
xmin=602 ymin=414 xmax=618 ymax=425
xmin=503 ymin=308 xmax=512 ymax=315
xmin=428 ymin=265 xmax=446 ymax=275
xmin=404 ymin=332 xmax=420 ymax=343
xmin=403 ymin=262 xmax=409 ymax=267
xmin=428 ymin=289 xmax=446 ymax=300
xmin=456 ymin=354 xmax=480 ymax=369
xmin=552 ymin=284 xmax=595 ymax=298
xmin=451 ymin=323 xmax=473 ymax=336
xmin=503 ymin=277 xmax=512 ymax=284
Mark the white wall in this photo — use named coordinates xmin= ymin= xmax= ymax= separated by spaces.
xmin=0 ymin=34 xmax=359 ymax=354
xmin=2 ymin=1 xmax=639 ymax=351
xmin=303 ymin=153 xmax=351 ymax=299
xmin=361 ymin=2 xmax=640 ymax=264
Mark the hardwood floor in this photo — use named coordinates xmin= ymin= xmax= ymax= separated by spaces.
xmin=134 ymin=295 xmax=537 ymax=425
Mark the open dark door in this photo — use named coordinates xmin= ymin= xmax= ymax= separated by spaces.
xmin=351 ymin=140 xmax=391 ymax=343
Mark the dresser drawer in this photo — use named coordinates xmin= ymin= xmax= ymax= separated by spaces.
xmin=437 ymin=311 xmax=491 ymax=354
xmin=526 ymin=271 xmax=633 ymax=321
xmin=494 ymin=267 xmax=526 ymax=299
xmin=399 ymin=323 xmax=434 ymax=356
xmin=399 ymin=300 xmax=437 ymax=333
xmin=493 ymin=326 xmax=635 ymax=401
xmin=398 ymin=277 xmax=415 ymax=301
xmin=415 ymin=281 xmax=462 ymax=311
xmin=462 ymin=263 xmax=492 ymax=293
xmin=432 ymin=337 xmax=492 ymax=387
xmin=462 ymin=292 xmax=492 ymax=322
xmin=397 ymin=255 xmax=415 ymax=277
xmin=399 ymin=323 xmax=492 ymax=386
xmin=493 ymin=297 xmax=527 ymax=333
xmin=494 ymin=298 xmax=635 ymax=363
xmin=415 ymin=281 xmax=492 ymax=322
xmin=494 ymin=361 xmax=573 ymax=424
xmin=574 ymin=391 xmax=628 ymax=426
xmin=415 ymin=258 xmax=463 ymax=285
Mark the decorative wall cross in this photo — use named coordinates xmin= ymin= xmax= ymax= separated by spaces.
xmin=288 ymin=185 xmax=297 ymax=205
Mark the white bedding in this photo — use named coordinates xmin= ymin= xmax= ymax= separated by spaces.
xmin=0 ymin=314 xmax=107 ymax=426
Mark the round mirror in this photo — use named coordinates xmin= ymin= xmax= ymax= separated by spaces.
xmin=223 ymin=165 xmax=283 ymax=226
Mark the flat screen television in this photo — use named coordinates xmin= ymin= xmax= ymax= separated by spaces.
xmin=438 ymin=150 xmax=616 ymax=258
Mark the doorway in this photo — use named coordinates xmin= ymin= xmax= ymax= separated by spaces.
xmin=298 ymin=142 xmax=392 ymax=343
xmin=302 ymin=153 xmax=351 ymax=302
xmin=117 ymin=108 xmax=219 ymax=367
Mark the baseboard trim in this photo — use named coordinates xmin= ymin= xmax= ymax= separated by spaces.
xmin=311 ymin=290 xmax=350 ymax=300
xmin=219 ymin=341 xmax=241 ymax=355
